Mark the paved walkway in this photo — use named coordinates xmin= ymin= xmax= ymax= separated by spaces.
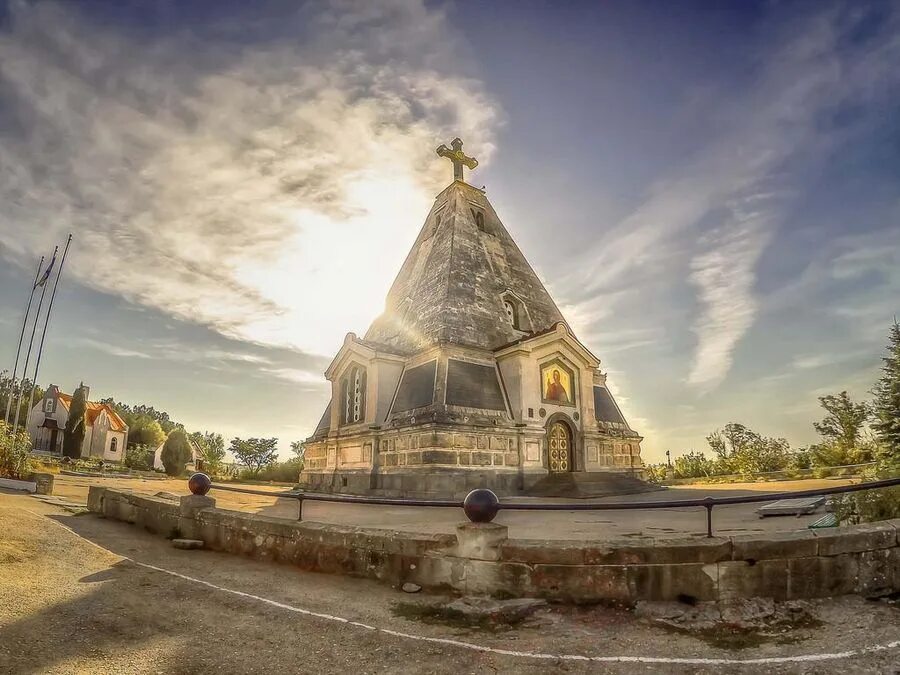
xmin=1 ymin=490 xmax=898 ymax=674
xmin=49 ymin=474 xmax=856 ymax=540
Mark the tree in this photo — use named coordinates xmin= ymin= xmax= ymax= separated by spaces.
xmin=101 ymin=398 xmax=180 ymax=435
xmin=0 ymin=372 xmax=44 ymax=428
xmin=161 ymin=428 xmax=192 ymax=476
xmin=126 ymin=417 xmax=166 ymax=449
xmin=871 ymin=321 xmax=900 ymax=467
xmin=810 ymin=391 xmax=874 ymax=467
xmin=672 ymin=451 xmax=714 ymax=479
xmin=813 ymin=391 xmax=870 ymax=449
xmin=0 ymin=420 xmax=32 ymax=479
xmin=229 ymin=437 xmax=278 ymax=476
xmin=62 ymin=385 xmax=87 ymax=459
xmin=706 ymin=423 xmax=792 ymax=476
xmin=289 ymin=440 xmax=306 ymax=460
xmin=191 ymin=431 xmax=226 ymax=475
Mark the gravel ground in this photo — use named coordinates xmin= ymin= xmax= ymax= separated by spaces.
xmin=0 ymin=489 xmax=898 ymax=674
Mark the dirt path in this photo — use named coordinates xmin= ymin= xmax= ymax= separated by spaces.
xmin=1 ymin=490 xmax=898 ymax=674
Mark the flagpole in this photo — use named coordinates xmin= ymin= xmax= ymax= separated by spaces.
xmin=4 ymin=255 xmax=44 ymax=430
xmin=26 ymin=235 xmax=73 ymax=434
xmin=12 ymin=246 xmax=57 ymax=434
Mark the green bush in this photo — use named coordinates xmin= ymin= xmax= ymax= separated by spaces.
xmin=831 ymin=460 xmax=900 ymax=524
xmin=0 ymin=421 xmax=32 ymax=479
xmin=123 ymin=443 xmax=155 ymax=472
xmin=238 ymin=458 xmax=302 ymax=483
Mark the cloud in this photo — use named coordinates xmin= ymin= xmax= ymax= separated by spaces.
xmin=0 ymin=0 xmax=501 ymax=356
xmin=686 ymin=204 xmax=773 ymax=389
xmin=72 ymin=338 xmax=153 ymax=360
xmin=560 ymin=4 xmax=900 ymax=392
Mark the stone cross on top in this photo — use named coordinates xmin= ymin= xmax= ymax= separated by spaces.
xmin=436 ymin=137 xmax=478 ymax=183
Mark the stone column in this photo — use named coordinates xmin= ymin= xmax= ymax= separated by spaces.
xmin=32 ymin=473 xmax=54 ymax=495
xmin=179 ymin=494 xmax=215 ymax=540
xmin=455 ymin=522 xmax=508 ymax=561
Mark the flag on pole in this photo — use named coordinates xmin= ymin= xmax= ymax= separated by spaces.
xmin=34 ymin=250 xmax=57 ymax=288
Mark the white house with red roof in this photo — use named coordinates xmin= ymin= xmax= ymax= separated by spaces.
xmin=27 ymin=383 xmax=129 ymax=462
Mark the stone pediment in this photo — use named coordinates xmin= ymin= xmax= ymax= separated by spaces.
xmin=493 ymin=322 xmax=600 ymax=370
xmin=324 ymin=332 xmax=406 ymax=381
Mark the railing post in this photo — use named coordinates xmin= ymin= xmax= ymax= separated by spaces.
xmin=703 ymin=497 xmax=714 ymax=538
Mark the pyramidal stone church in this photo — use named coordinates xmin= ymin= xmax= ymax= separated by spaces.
xmin=300 ymin=139 xmax=649 ymax=498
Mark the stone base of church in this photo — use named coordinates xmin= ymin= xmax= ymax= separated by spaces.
xmin=298 ymin=467 xmax=542 ymax=499
xmin=298 ymin=466 xmax=654 ymax=500
xmin=300 ymin=421 xmax=649 ymax=499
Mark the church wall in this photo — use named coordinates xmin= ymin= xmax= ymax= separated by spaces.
xmin=378 ymin=426 xmax=519 ymax=471
xmin=303 ymin=441 xmax=328 ymax=471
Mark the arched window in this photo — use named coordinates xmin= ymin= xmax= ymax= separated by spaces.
xmin=340 ymin=365 xmax=367 ymax=425
xmin=109 ymin=437 xmax=118 ymax=453
xmin=503 ymin=300 xmax=517 ymax=327
xmin=500 ymin=292 xmax=528 ymax=331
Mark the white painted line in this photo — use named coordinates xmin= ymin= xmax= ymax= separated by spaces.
xmin=27 ymin=508 xmax=900 ymax=666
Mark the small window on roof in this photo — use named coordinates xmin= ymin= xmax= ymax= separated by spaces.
xmin=503 ymin=300 xmax=517 ymax=327
xmin=471 ymin=209 xmax=485 ymax=231
xmin=500 ymin=292 xmax=528 ymax=331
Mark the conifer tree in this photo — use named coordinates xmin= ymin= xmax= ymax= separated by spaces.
xmin=161 ymin=427 xmax=191 ymax=476
xmin=62 ymin=385 xmax=87 ymax=459
xmin=871 ymin=321 xmax=900 ymax=467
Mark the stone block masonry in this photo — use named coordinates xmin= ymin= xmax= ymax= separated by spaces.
xmin=88 ymin=487 xmax=900 ymax=604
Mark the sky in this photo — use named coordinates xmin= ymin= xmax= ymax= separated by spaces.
xmin=0 ymin=0 xmax=898 ymax=461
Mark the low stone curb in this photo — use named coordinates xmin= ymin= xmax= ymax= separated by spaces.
xmin=87 ymin=486 xmax=900 ymax=604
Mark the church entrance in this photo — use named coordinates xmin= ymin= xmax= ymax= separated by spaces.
xmin=547 ymin=421 xmax=572 ymax=473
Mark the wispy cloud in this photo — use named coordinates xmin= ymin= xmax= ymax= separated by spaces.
xmin=561 ymin=4 xmax=900 ymax=392
xmin=72 ymin=338 xmax=153 ymax=360
xmin=0 ymin=1 xmax=501 ymax=356
xmin=686 ymin=201 xmax=774 ymax=388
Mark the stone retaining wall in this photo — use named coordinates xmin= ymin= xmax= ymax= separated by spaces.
xmin=88 ymin=487 xmax=900 ymax=603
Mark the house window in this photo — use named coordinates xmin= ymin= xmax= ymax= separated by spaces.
xmin=44 ymin=398 xmax=54 ymax=413
xmin=472 ymin=209 xmax=485 ymax=231
xmin=340 ymin=365 xmax=367 ymax=425
xmin=110 ymin=437 xmax=117 ymax=453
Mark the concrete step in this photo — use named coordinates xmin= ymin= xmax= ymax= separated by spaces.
xmin=525 ymin=472 xmax=661 ymax=499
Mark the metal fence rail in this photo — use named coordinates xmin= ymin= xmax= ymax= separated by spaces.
xmin=201 ymin=476 xmax=900 ymax=537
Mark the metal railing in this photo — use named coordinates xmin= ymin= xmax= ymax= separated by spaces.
xmin=202 ymin=476 xmax=900 ymax=537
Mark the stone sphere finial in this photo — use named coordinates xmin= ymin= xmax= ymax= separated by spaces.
xmin=188 ymin=472 xmax=212 ymax=496
xmin=463 ymin=488 xmax=500 ymax=523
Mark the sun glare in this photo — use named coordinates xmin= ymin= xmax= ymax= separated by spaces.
xmin=233 ymin=171 xmax=433 ymax=356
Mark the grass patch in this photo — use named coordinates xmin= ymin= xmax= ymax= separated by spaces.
xmin=658 ymin=614 xmax=824 ymax=650
xmin=391 ymin=601 xmax=530 ymax=632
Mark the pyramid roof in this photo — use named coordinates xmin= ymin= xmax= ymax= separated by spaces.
xmin=364 ymin=180 xmax=566 ymax=353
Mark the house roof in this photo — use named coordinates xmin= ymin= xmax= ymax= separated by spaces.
xmin=57 ymin=393 xmax=128 ymax=432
